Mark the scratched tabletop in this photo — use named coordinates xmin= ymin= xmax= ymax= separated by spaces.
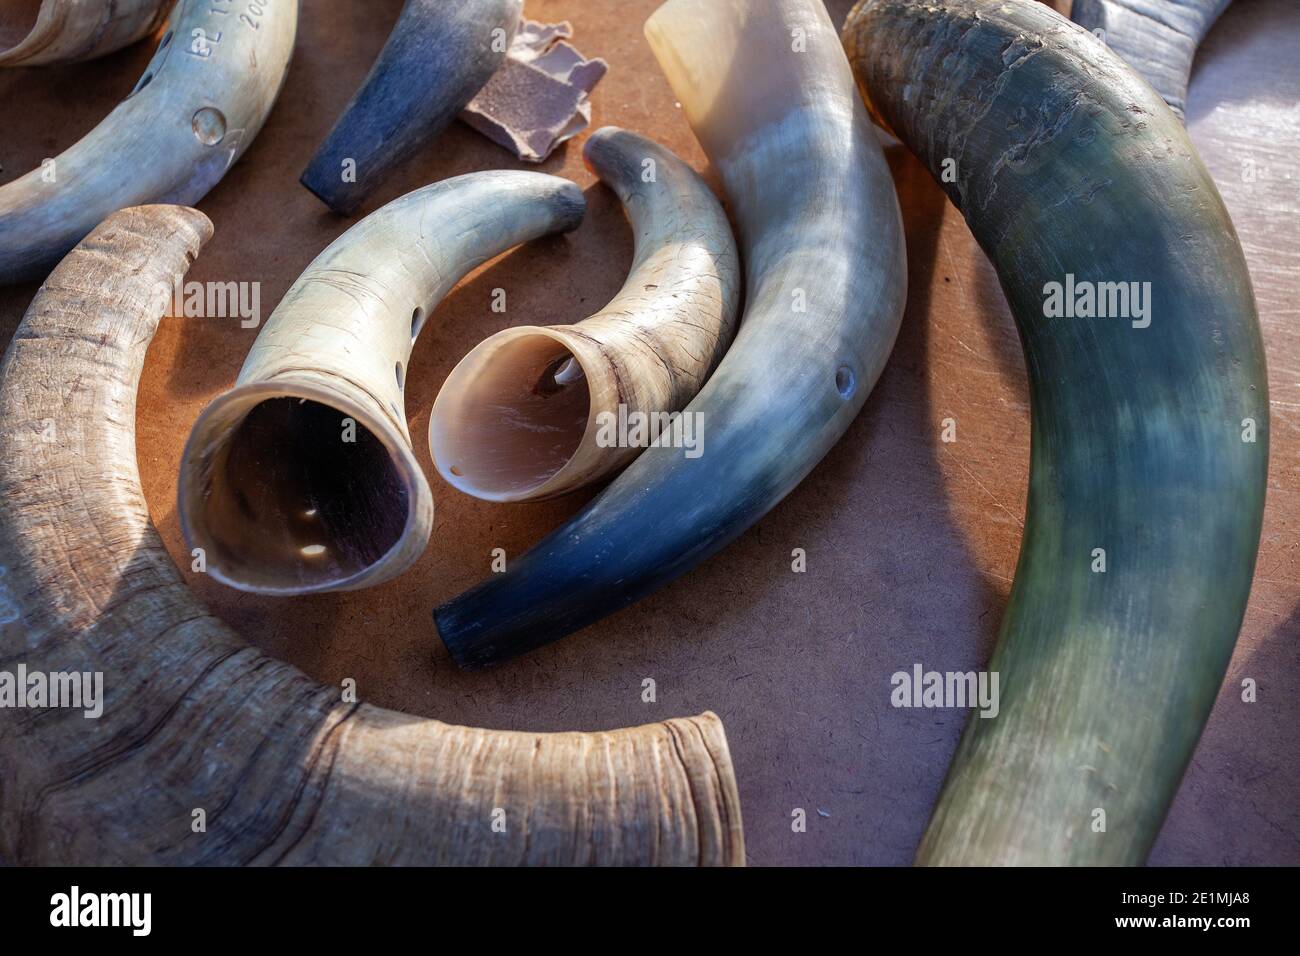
xmin=1 ymin=0 xmax=1295 ymax=864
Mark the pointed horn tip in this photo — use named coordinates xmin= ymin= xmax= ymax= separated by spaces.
xmin=550 ymin=179 xmax=586 ymax=234
xmin=580 ymin=126 xmax=646 ymax=180
xmin=581 ymin=125 xmax=626 ymax=156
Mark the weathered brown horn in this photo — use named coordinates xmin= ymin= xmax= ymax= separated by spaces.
xmin=0 ymin=205 xmax=744 ymax=865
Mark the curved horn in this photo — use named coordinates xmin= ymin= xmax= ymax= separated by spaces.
xmin=1071 ymin=0 xmax=1232 ymax=122
xmin=0 ymin=0 xmax=297 ymax=285
xmin=433 ymin=0 xmax=907 ymax=668
xmin=300 ymin=0 xmax=521 ymax=215
xmin=842 ymin=0 xmax=1267 ymax=865
xmin=178 ymin=171 xmax=584 ymax=595
xmin=0 ymin=204 xmax=744 ymax=866
xmin=428 ymin=126 xmax=741 ymax=502
xmin=0 ymin=0 xmax=172 ymax=67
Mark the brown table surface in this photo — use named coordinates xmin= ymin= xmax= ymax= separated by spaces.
xmin=1 ymin=0 xmax=1295 ymax=865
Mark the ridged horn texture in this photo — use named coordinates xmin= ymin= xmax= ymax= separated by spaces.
xmin=178 ymin=171 xmax=584 ymax=596
xmin=1071 ymin=0 xmax=1232 ymax=122
xmin=0 ymin=0 xmax=298 ymax=284
xmin=0 ymin=0 xmax=172 ymax=66
xmin=843 ymin=0 xmax=1268 ymax=865
xmin=428 ymin=126 xmax=741 ymax=502
xmin=300 ymin=0 xmax=521 ymax=215
xmin=433 ymin=0 xmax=907 ymax=669
xmin=0 ymin=204 xmax=745 ymax=866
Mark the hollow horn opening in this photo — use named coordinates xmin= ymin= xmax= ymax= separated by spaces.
xmin=182 ymin=392 xmax=415 ymax=593
xmin=430 ymin=330 xmax=593 ymax=501
xmin=0 ymin=1 xmax=42 ymax=51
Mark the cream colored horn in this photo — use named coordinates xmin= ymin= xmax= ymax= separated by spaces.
xmin=429 ymin=126 xmax=740 ymax=502
xmin=0 ymin=204 xmax=744 ymax=865
xmin=179 ymin=171 xmax=585 ymax=595
xmin=0 ymin=0 xmax=297 ymax=284
xmin=0 ymin=0 xmax=172 ymax=66
xmin=434 ymin=0 xmax=908 ymax=669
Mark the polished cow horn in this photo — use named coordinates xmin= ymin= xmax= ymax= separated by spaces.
xmin=428 ymin=126 xmax=741 ymax=502
xmin=0 ymin=0 xmax=172 ymax=66
xmin=433 ymin=0 xmax=907 ymax=668
xmin=178 ymin=171 xmax=584 ymax=595
xmin=842 ymin=0 xmax=1268 ymax=865
xmin=300 ymin=0 xmax=521 ymax=215
xmin=0 ymin=204 xmax=744 ymax=866
xmin=0 ymin=0 xmax=297 ymax=284
xmin=1071 ymin=0 xmax=1232 ymax=121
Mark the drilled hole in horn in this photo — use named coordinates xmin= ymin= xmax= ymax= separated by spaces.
xmin=835 ymin=364 xmax=856 ymax=398
xmin=430 ymin=332 xmax=590 ymax=498
xmin=197 ymin=397 xmax=409 ymax=590
xmin=192 ymin=107 xmax=226 ymax=146
xmin=411 ymin=307 xmax=425 ymax=340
